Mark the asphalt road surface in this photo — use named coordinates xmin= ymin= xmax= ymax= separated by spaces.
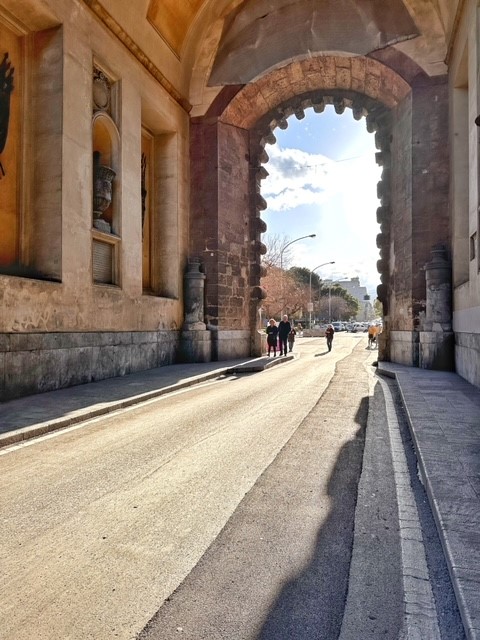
xmin=0 ymin=334 xmax=465 ymax=639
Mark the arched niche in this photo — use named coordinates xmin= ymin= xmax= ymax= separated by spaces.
xmin=92 ymin=111 xmax=120 ymax=235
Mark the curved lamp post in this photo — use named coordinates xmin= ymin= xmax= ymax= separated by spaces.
xmin=280 ymin=234 xmax=316 ymax=315
xmin=309 ymin=261 xmax=335 ymax=328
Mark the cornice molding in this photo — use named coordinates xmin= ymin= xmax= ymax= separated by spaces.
xmin=81 ymin=0 xmax=192 ymax=113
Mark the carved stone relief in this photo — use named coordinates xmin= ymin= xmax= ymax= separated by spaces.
xmin=93 ymin=67 xmax=111 ymax=114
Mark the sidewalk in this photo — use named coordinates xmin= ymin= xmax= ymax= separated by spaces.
xmin=1 ymin=356 xmax=479 ymax=638
xmin=377 ymin=362 xmax=480 ymax=640
xmin=0 ymin=355 xmax=291 ymax=448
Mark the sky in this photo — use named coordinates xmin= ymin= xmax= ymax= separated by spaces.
xmin=261 ymin=105 xmax=382 ymax=298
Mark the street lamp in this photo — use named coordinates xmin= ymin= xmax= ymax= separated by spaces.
xmin=309 ymin=261 xmax=335 ymax=328
xmin=279 ymin=234 xmax=316 ymax=315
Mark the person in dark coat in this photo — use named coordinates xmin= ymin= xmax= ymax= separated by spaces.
xmin=277 ymin=314 xmax=292 ymax=356
xmin=266 ymin=318 xmax=279 ymax=356
xmin=325 ymin=324 xmax=334 ymax=352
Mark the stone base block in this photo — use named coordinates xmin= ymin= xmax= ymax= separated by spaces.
xmin=419 ymin=331 xmax=454 ymax=371
xmin=389 ymin=330 xmax=419 ymax=367
xmin=252 ymin=330 xmax=267 ymax=356
xmin=455 ymin=332 xmax=480 ymax=387
xmin=211 ymin=330 xmax=251 ymax=360
xmin=179 ymin=330 xmax=212 ymax=363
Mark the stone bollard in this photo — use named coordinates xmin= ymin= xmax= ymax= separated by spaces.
xmin=180 ymin=259 xmax=212 ymax=362
xmin=183 ymin=258 xmax=207 ymax=331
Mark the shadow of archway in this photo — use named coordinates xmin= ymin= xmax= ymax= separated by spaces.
xmin=256 ymin=397 xmax=368 ymax=640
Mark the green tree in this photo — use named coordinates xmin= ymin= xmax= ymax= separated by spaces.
xmin=288 ymin=266 xmax=320 ymax=289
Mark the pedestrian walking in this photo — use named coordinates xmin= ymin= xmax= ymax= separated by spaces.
xmin=325 ymin=323 xmax=334 ymax=352
xmin=277 ymin=314 xmax=292 ymax=356
xmin=287 ymin=327 xmax=296 ymax=352
xmin=266 ymin=318 xmax=279 ymax=356
xmin=367 ymin=323 xmax=379 ymax=349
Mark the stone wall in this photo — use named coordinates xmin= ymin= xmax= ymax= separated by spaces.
xmin=387 ymin=75 xmax=450 ymax=366
xmin=455 ymin=332 xmax=480 ymax=388
xmin=0 ymin=331 xmax=179 ymax=401
xmin=0 ymin=0 xmax=190 ymax=399
xmin=411 ymin=77 xmax=450 ymax=322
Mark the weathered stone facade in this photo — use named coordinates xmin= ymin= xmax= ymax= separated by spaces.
xmin=0 ymin=0 xmax=478 ymax=399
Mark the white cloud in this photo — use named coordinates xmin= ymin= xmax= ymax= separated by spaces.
xmin=262 ymin=145 xmax=342 ymax=211
xmin=261 ymin=130 xmax=383 ymax=298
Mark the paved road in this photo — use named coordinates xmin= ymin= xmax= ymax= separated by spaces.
xmin=139 ymin=339 xmax=377 ymax=640
xmin=0 ymin=335 xmax=361 ymax=640
xmin=0 ymin=334 xmax=465 ymax=640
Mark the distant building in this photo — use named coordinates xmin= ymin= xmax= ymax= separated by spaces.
xmin=325 ymin=277 xmax=374 ymax=321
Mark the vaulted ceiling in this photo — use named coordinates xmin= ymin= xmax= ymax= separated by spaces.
xmin=90 ymin=0 xmax=458 ymax=114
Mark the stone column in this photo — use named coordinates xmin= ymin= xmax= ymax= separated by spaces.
xmin=179 ymin=259 xmax=212 ymax=362
xmin=419 ymin=245 xmax=454 ymax=370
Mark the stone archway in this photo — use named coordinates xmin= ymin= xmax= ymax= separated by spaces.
xmin=190 ymin=54 xmax=450 ymax=367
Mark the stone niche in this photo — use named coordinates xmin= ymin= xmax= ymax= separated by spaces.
xmin=0 ymin=23 xmax=64 ymax=282
xmin=91 ymin=65 xmax=121 ymax=285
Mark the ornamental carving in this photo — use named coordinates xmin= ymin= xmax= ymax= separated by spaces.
xmin=93 ymin=67 xmax=111 ymax=113
xmin=0 ymin=52 xmax=14 ymax=178
xmin=141 ymin=152 xmax=147 ymax=235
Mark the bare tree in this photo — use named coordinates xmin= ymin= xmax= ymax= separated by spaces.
xmin=262 ymin=233 xmax=298 ymax=269
xmin=261 ymin=263 xmax=310 ymax=320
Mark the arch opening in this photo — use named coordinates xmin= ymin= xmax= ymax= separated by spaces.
xmin=257 ymin=104 xmax=383 ymax=329
xmin=246 ymin=91 xmax=393 ymax=326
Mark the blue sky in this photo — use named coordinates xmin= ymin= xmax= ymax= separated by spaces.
xmin=261 ymin=105 xmax=382 ymax=298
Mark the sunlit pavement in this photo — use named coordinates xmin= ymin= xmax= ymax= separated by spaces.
xmin=1 ymin=336 xmax=479 ymax=638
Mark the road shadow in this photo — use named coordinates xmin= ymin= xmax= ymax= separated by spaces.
xmin=255 ymin=397 xmax=369 ymax=640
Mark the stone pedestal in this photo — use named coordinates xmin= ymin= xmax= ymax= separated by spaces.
xmin=419 ymin=331 xmax=454 ymax=371
xmin=180 ymin=259 xmax=212 ymax=363
xmin=252 ymin=329 xmax=267 ymax=356
xmin=179 ymin=329 xmax=212 ymax=363
xmin=419 ymin=245 xmax=454 ymax=370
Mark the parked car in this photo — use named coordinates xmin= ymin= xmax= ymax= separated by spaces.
xmin=332 ymin=321 xmax=343 ymax=332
